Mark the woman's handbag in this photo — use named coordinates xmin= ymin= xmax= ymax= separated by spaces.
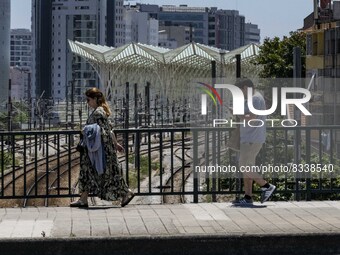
xmin=76 ymin=136 xmax=85 ymax=153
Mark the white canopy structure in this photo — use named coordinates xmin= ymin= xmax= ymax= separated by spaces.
xmin=68 ymin=40 xmax=260 ymax=99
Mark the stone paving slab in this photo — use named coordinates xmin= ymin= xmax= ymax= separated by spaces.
xmin=0 ymin=201 xmax=340 ymax=239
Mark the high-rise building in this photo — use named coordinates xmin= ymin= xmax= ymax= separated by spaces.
xmin=305 ymin=1 xmax=340 ymax=126
xmin=245 ymin=23 xmax=260 ymax=45
xmin=10 ymin=29 xmax=32 ymax=69
xmin=108 ymin=0 xmax=125 ymax=47
xmin=158 ymin=5 xmax=209 ymax=45
xmin=32 ymin=0 xmax=53 ymax=100
xmin=213 ymin=9 xmax=245 ymax=50
xmin=32 ymin=0 xmax=123 ymax=101
xmin=10 ymin=29 xmax=32 ymax=101
xmin=158 ymin=25 xmax=191 ymax=48
xmin=140 ymin=4 xmax=254 ymax=51
xmin=124 ymin=6 xmax=159 ymax=46
xmin=0 ymin=0 xmax=10 ymax=104
xmin=10 ymin=67 xmax=31 ymax=100
xmin=304 ymin=0 xmax=340 ymax=154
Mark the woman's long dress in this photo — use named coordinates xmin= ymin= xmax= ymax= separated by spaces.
xmin=78 ymin=106 xmax=129 ymax=200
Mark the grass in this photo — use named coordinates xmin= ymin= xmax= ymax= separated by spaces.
xmin=127 ymin=155 xmax=160 ymax=189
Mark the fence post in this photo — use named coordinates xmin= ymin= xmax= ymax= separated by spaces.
xmin=235 ymin=54 xmax=241 ymax=201
xmin=293 ymin=47 xmax=302 ymax=201
xmin=306 ymin=129 xmax=311 ymax=201
xmin=193 ymin=129 xmax=199 ymax=203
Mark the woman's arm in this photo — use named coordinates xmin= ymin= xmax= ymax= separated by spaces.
xmin=111 ymin=131 xmax=124 ymax=152
xmin=93 ymin=108 xmax=124 ymax=152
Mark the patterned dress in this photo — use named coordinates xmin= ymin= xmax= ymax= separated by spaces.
xmin=78 ymin=106 xmax=129 ymax=201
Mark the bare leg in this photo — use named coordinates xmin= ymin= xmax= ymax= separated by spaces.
xmin=243 ymin=178 xmax=253 ymax=196
xmin=244 ymin=172 xmax=267 ymax=187
xmin=239 ymin=143 xmax=267 ymax=196
xmin=244 ymin=173 xmax=267 ymax=196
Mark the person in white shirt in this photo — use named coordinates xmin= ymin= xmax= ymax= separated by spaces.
xmin=232 ymin=79 xmax=276 ymax=206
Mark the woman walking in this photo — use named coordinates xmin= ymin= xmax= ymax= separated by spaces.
xmin=71 ymin=87 xmax=134 ymax=208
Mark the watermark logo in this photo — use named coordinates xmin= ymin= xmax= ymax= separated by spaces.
xmin=197 ymin=82 xmax=222 ymax=115
xmin=199 ymin=82 xmax=312 ymax=127
xmin=217 ymin=84 xmax=311 ymax=116
xmin=200 ymin=84 xmax=312 ymax=116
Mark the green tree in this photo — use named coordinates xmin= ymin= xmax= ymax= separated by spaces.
xmin=251 ymin=32 xmax=307 ymax=117
xmin=254 ymin=31 xmax=306 ymax=79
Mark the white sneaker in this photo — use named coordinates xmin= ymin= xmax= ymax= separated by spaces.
xmin=260 ymin=184 xmax=276 ymax=203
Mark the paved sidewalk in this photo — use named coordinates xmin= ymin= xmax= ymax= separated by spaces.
xmin=1 ymin=201 xmax=340 ymax=238
xmin=1 ymin=201 xmax=340 ymax=254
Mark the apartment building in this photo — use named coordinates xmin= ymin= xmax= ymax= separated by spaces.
xmin=32 ymin=0 xmax=124 ymax=101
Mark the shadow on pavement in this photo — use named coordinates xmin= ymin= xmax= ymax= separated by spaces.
xmin=230 ymin=204 xmax=267 ymax=208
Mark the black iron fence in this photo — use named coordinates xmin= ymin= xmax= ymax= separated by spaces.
xmin=0 ymin=126 xmax=340 ymax=204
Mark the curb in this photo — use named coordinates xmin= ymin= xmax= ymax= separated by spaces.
xmin=1 ymin=233 xmax=339 ymax=254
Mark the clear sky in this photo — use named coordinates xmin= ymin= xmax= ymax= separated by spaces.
xmin=10 ymin=0 xmax=314 ymax=40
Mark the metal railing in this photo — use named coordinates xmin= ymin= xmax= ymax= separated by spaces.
xmin=0 ymin=130 xmax=79 ymax=201
xmin=0 ymin=126 xmax=339 ymax=204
